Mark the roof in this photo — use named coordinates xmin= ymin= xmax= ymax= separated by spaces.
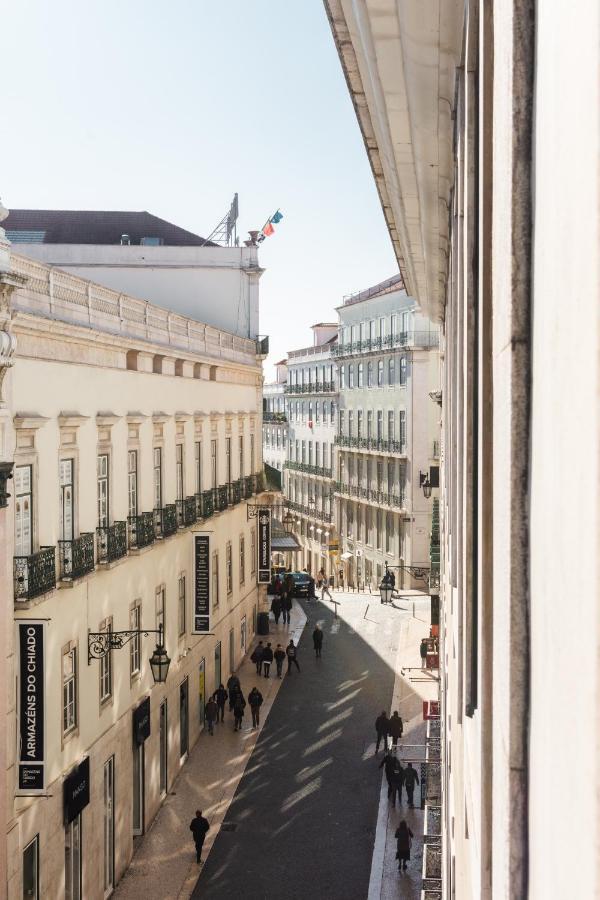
xmin=312 ymin=322 xmax=338 ymax=327
xmin=4 ymin=209 xmax=216 ymax=247
xmin=339 ymin=274 xmax=405 ymax=308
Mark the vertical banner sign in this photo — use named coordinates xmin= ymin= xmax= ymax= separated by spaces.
xmin=193 ymin=534 xmax=211 ymax=634
xmin=257 ymin=507 xmax=271 ymax=583
xmin=17 ymin=621 xmax=46 ymax=793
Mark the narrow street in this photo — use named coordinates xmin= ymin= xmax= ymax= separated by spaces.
xmin=193 ymin=593 xmax=431 ymax=900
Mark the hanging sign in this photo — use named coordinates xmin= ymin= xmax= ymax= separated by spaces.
xmin=257 ymin=507 xmax=271 ymax=583
xmin=63 ymin=756 xmax=90 ymax=824
xmin=193 ymin=533 xmax=211 ymax=634
xmin=17 ymin=621 xmax=46 ymax=794
xmin=133 ymin=697 xmax=151 ymax=745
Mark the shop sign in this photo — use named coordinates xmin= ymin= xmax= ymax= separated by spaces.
xmin=63 ymin=756 xmax=90 ymax=824
xmin=423 ymin=700 xmax=440 ymax=720
xmin=193 ymin=533 xmax=211 ymax=634
xmin=257 ymin=508 xmax=271 ymax=583
xmin=17 ymin=621 xmax=46 ymax=794
xmin=133 ymin=696 xmax=151 ymax=745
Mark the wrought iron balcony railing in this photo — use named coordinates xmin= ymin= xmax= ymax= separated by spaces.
xmin=202 ymin=490 xmax=215 ymax=518
xmin=58 ymin=533 xmax=95 ymax=580
xmin=263 ymin=412 xmax=288 ymax=423
xmin=216 ymin=484 xmax=229 ymax=511
xmin=283 ymin=498 xmax=333 ymax=524
xmin=284 ymin=460 xmax=333 ymax=479
xmin=284 ymin=381 xmax=336 ymax=395
xmin=334 ymin=434 xmax=407 ymax=455
xmin=243 ymin=475 xmax=255 ymax=499
xmin=176 ymin=496 xmax=197 ymax=528
xmin=97 ymin=521 xmax=127 ymax=564
xmin=154 ymin=504 xmax=178 ymax=538
xmin=128 ymin=512 xmax=155 ymax=549
xmin=14 ymin=546 xmax=56 ymax=601
xmin=334 ymin=482 xmax=406 ymax=510
xmin=230 ymin=478 xmax=242 ymax=505
xmin=331 ymin=330 xmax=439 ymax=358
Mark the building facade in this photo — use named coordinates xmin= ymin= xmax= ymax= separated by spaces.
xmin=262 ymin=359 xmax=288 ymax=490
xmin=283 ymin=325 xmax=337 ymax=578
xmin=334 ymin=278 xmax=440 ymax=590
xmin=3 ymin=243 xmax=266 ymax=899
xmin=325 ymin=1 xmax=600 ymax=898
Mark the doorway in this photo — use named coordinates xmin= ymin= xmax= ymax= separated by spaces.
xmin=159 ymin=701 xmax=168 ymax=797
xmin=198 ymin=659 xmax=205 ymax=727
xmin=132 ymin=744 xmax=144 ymax=837
xmin=103 ymin=757 xmax=114 ymax=896
xmin=180 ymin=678 xmax=189 ymax=759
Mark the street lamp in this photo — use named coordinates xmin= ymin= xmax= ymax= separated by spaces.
xmin=282 ymin=511 xmax=295 ymax=533
xmin=379 ymin=574 xmax=394 ymax=605
xmin=88 ymin=623 xmax=171 ymax=684
xmin=149 ymin=628 xmax=171 ymax=683
xmin=419 ymin=470 xmax=432 ymax=499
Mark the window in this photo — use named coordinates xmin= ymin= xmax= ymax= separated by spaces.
xmin=97 ymin=454 xmax=109 ymax=527
xmin=250 ymin=435 xmax=255 ymax=473
xmin=388 ymin=459 xmax=395 ymax=493
xmin=251 ymin=530 xmax=256 ymax=574
xmin=126 ymin=451 xmax=137 ymax=520
xmin=377 ymin=461 xmax=384 ymax=491
xmin=357 ymin=363 xmax=363 ymax=387
xmin=308 ymin=441 xmax=313 ymax=466
xmin=176 ymin=444 xmax=184 ymax=500
xmin=357 ymin=410 xmax=363 ymax=440
xmin=63 ymin=646 xmax=77 ymax=735
xmin=195 ymin=442 xmax=202 ymax=493
xmin=388 ymin=411 xmax=395 ymax=441
xmin=308 ymin=401 xmax=313 ymax=424
xmin=23 ymin=836 xmax=39 ymax=900
xmin=153 ymin=448 xmax=162 ymax=509
xmin=226 ymin=437 xmax=232 ymax=484
xmin=99 ymin=619 xmax=112 ymax=703
xmin=391 ymin=314 xmax=398 ymax=336
xmin=399 ymin=462 xmax=407 ymax=503
xmin=376 ymin=510 xmax=383 ymax=550
xmin=348 ymin=410 xmax=354 ymax=438
xmin=15 ymin=465 xmax=33 ymax=557
xmin=240 ymin=616 xmax=247 ymax=653
xmin=130 ymin=603 xmax=141 ymax=676
xmin=330 ymin=401 xmax=335 ymax=424
xmin=367 ymin=411 xmax=373 ymax=440
xmin=388 ymin=357 xmax=395 ymax=384
xmin=386 ymin=513 xmax=393 ymax=554
xmin=178 ymin=574 xmax=186 ymax=636
xmin=58 ymin=459 xmax=75 ymax=543
xmin=315 ymin=402 xmax=320 ymax=424
xmin=366 ymin=508 xmax=373 ymax=546
xmin=315 ymin=442 xmax=320 ymax=468
xmin=239 ymin=536 xmax=245 ymax=585
xmin=399 ymin=356 xmax=408 ymax=385
xmin=301 ymin=402 xmax=306 ymax=423
xmin=377 ymin=360 xmax=384 ymax=387
xmin=367 ymin=362 xmax=373 ymax=387
xmin=226 ymin=542 xmax=233 ymax=595
xmin=65 ymin=815 xmax=82 ymax=900
xmin=211 ymin=439 xmax=218 ymax=488
xmin=239 ymin=436 xmax=244 ymax=478
xmin=399 ymin=411 xmax=407 ymax=452
xmin=295 ymin=401 xmax=300 ymax=421
xmin=156 ymin=585 xmax=166 ymax=644
xmin=349 ymin=365 xmax=354 ymax=389
xmin=323 ymin=442 xmax=328 ymax=470
xmin=340 ymin=366 xmax=346 ymax=389
xmin=377 ymin=411 xmax=383 ymax=441
xmin=212 ymin=552 xmax=220 ymax=607
xmin=339 ymin=410 xmax=345 ymax=436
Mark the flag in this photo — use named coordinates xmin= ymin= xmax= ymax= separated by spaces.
xmin=263 ymin=221 xmax=275 ymax=237
xmin=271 ymin=210 xmax=283 ymax=224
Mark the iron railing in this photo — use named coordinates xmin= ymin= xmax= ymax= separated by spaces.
xmin=284 ymin=460 xmax=333 ymax=478
xmin=14 ymin=546 xmax=56 ymax=601
xmin=230 ymin=478 xmax=242 ymax=505
xmin=97 ymin=521 xmax=127 ymax=564
xmin=216 ymin=485 xmax=229 ymax=511
xmin=283 ymin=498 xmax=333 ymax=524
xmin=58 ymin=533 xmax=95 ymax=580
xmin=243 ymin=475 xmax=255 ymax=499
xmin=127 ymin=512 xmax=155 ymax=549
xmin=334 ymin=482 xmax=406 ymax=509
xmin=284 ymin=381 xmax=335 ymax=395
xmin=263 ymin=412 xmax=287 ymax=423
xmin=202 ymin=490 xmax=215 ymax=518
xmin=176 ymin=496 xmax=197 ymax=528
xmin=335 ymin=434 xmax=406 ymax=454
xmin=154 ymin=504 xmax=177 ymax=538
xmin=331 ymin=330 xmax=439 ymax=358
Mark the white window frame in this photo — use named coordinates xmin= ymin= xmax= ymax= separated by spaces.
xmin=239 ymin=536 xmax=245 ymax=585
xmin=97 ymin=454 xmax=109 ymax=528
xmin=62 ymin=645 xmax=78 ymax=736
xmin=178 ymin=573 xmax=186 ymax=637
xmin=130 ymin=603 xmax=141 ymax=677
xmin=99 ymin=618 xmax=112 ymax=704
xmin=128 ymin=450 xmax=138 ymax=519
xmin=226 ymin=542 xmax=233 ymax=595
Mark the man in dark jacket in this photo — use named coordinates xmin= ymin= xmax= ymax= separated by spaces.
xmin=251 ymin=641 xmax=264 ymax=676
xmin=215 ymin=684 xmax=228 ymax=722
xmin=262 ymin=642 xmax=274 ymax=677
xmin=205 ymin=696 xmax=218 ymax=735
xmin=227 ymin=674 xmax=240 ymax=711
xmin=389 ymin=711 xmax=404 ymax=748
xmin=271 ymin=594 xmax=282 ymax=625
xmin=248 ymin=686 xmax=264 ymax=728
xmin=375 ymin=711 xmax=390 ymax=754
xmin=389 ymin=762 xmax=405 ymax=807
xmin=379 ymin=751 xmax=400 ymax=799
xmin=286 ymin=640 xmax=300 ymax=674
xmin=233 ymin=692 xmax=246 ymax=731
xmin=274 ymin=644 xmax=286 ymax=678
xmin=281 ymin=589 xmax=293 ymax=625
xmin=403 ymin=762 xmax=420 ymax=808
xmin=312 ymin=625 xmax=324 ymax=658
xmin=189 ymin=810 xmax=209 ymax=863
xmin=420 ymin=638 xmax=429 ymax=669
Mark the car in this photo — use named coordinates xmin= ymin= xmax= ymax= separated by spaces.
xmin=289 ymin=572 xmax=312 ymax=597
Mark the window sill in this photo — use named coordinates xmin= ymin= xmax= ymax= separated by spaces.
xmin=97 ymin=555 xmax=129 ymax=571
xmin=14 ymin=587 xmax=57 ymax=609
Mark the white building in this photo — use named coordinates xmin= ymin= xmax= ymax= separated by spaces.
xmin=325 ymin=1 xmax=600 ymax=898
xmin=0 ymin=213 xmax=267 ymax=898
xmin=262 ymin=359 xmax=288 ymax=490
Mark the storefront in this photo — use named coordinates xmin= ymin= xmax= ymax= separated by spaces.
xmin=132 ymin=697 xmax=150 ymax=836
xmin=63 ymin=756 xmax=90 ymax=900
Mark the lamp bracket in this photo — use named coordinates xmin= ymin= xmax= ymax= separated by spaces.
xmin=88 ymin=629 xmax=161 ymax=663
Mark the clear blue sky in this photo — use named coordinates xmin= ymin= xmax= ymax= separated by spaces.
xmin=2 ymin=1 xmax=397 ymax=378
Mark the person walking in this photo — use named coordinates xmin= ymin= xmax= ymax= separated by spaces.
xmin=389 ymin=762 xmax=405 ymax=807
xmin=215 ymin=684 xmax=228 ymax=723
xmin=319 ymin=569 xmax=333 ymax=601
xmin=286 ymin=639 xmax=300 ymax=674
xmin=189 ymin=810 xmax=209 ymax=864
xmin=420 ymin=638 xmax=429 ymax=670
xmin=403 ymin=762 xmax=420 ymax=808
xmin=233 ymin=692 xmax=246 ymax=731
xmin=395 ymin=820 xmax=414 ymax=872
xmin=271 ymin=593 xmax=282 ymax=625
xmin=274 ymin=644 xmax=286 ymax=678
xmin=312 ymin=624 xmax=324 ymax=658
xmin=375 ymin=711 xmax=390 ymax=754
xmin=262 ymin=642 xmax=273 ymax=677
xmin=251 ymin=641 xmax=264 ymax=676
xmin=227 ymin=674 xmax=240 ymax=711
xmin=308 ymin=573 xmax=317 ymax=600
xmin=248 ymin=686 xmax=264 ymax=728
xmin=205 ymin=696 xmax=218 ymax=736
xmin=389 ymin=711 xmax=404 ymax=748
xmin=281 ymin=590 xmax=292 ymax=626
xmin=379 ymin=750 xmax=400 ymax=799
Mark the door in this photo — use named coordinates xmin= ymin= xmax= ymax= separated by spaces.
xmin=159 ymin=701 xmax=167 ymax=796
xmin=240 ymin=617 xmax=247 ymax=655
xmin=132 ymin=744 xmax=144 ymax=837
xmin=60 ymin=459 xmax=74 ymax=541
xmin=23 ymin=836 xmax=39 ymax=900
xmin=65 ymin=816 xmax=82 ymax=900
xmin=103 ymin=757 xmax=114 ymax=896
xmin=198 ymin=659 xmax=205 ymax=727
xmin=179 ymin=679 xmax=189 ymax=758
xmin=214 ymin=642 xmax=221 ymax=691
xmin=229 ymin=628 xmax=235 ymax=674
xmin=97 ymin=454 xmax=109 ymax=527
xmin=15 ymin=465 xmax=32 ymax=557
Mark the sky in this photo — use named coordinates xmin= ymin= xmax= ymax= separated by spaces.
xmin=2 ymin=1 xmax=397 ymax=379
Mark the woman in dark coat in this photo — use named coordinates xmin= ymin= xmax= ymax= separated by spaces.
xmin=271 ymin=593 xmax=282 ymax=625
xmin=395 ymin=820 xmax=414 ymax=871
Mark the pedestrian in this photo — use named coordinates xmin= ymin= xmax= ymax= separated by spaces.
xmin=388 ymin=569 xmax=396 ymax=589
xmin=274 ymin=643 xmax=286 ymax=678
xmin=389 ymin=711 xmax=404 ymax=748
xmin=420 ymin=638 xmax=429 ymax=670
xmin=389 ymin=762 xmax=405 ymax=807
xmin=189 ymin=809 xmax=209 ymax=864
xmin=262 ymin=642 xmax=273 ymax=677
xmin=271 ymin=593 xmax=282 ymax=625
xmin=395 ymin=820 xmax=414 ymax=872
xmin=312 ymin=624 xmax=324 ymax=658
xmin=286 ymin=639 xmax=300 ymax=674
xmin=215 ymin=684 xmax=228 ymax=723
xmin=379 ymin=750 xmax=400 ymax=798
xmin=319 ymin=569 xmax=333 ymax=601
xmin=375 ymin=710 xmax=390 ymax=754
xmin=227 ymin=673 xmax=240 ymax=711
xmin=281 ymin=590 xmax=292 ymax=626
xmin=403 ymin=762 xmax=420 ymax=808
xmin=251 ymin=640 xmax=264 ymax=676
xmin=205 ymin=696 xmax=218 ymax=735
xmin=248 ymin=686 xmax=264 ymax=728
xmin=308 ymin=574 xmax=317 ymax=600
xmin=233 ymin=691 xmax=246 ymax=731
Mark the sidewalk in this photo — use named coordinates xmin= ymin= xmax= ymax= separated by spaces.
xmin=113 ymin=606 xmax=307 ymax=900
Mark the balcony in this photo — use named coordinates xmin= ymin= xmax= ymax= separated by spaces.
xmin=331 ymin=330 xmax=439 ymax=358
xmin=334 ymin=482 xmax=406 ymax=510
xmin=230 ymin=478 xmax=243 ymax=505
xmin=154 ymin=504 xmax=178 ymax=539
xmin=256 ymin=335 xmax=269 ymax=356
xmin=176 ymin=496 xmax=197 ymax=528
xmin=335 ymin=434 xmax=407 ymax=455
xmin=97 ymin=521 xmax=127 ymax=564
xmin=58 ymin=533 xmax=95 ymax=580
xmin=285 ymin=460 xmax=333 ymax=479
xmin=14 ymin=547 xmax=56 ymax=601
xmin=127 ymin=512 xmax=155 ymax=550
xmin=432 ymin=440 xmax=441 ymax=458
xmin=263 ymin=412 xmax=287 ymax=423
xmin=243 ymin=475 xmax=255 ymax=499
xmin=283 ymin=498 xmax=333 ymax=525
xmin=284 ymin=381 xmax=335 ymax=395
xmin=201 ymin=490 xmax=215 ymax=518
xmin=216 ymin=485 xmax=229 ymax=511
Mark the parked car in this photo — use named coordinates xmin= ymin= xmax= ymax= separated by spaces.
xmin=290 ymin=572 xmax=311 ymax=597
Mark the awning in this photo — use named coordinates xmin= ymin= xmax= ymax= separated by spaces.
xmin=271 ymin=520 xmax=301 ymax=552
xmin=340 ymin=551 xmax=353 ymax=561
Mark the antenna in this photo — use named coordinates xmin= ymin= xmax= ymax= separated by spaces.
xmin=202 ymin=193 xmax=239 ymax=246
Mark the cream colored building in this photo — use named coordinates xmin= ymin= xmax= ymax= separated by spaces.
xmin=2 ymin=235 xmax=266 ymax=898
xmin=325 ymin=1 xmax=600 ymax=898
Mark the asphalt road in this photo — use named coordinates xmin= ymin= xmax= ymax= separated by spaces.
xmin=192 ymin=597 xmax=397 ymax=900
